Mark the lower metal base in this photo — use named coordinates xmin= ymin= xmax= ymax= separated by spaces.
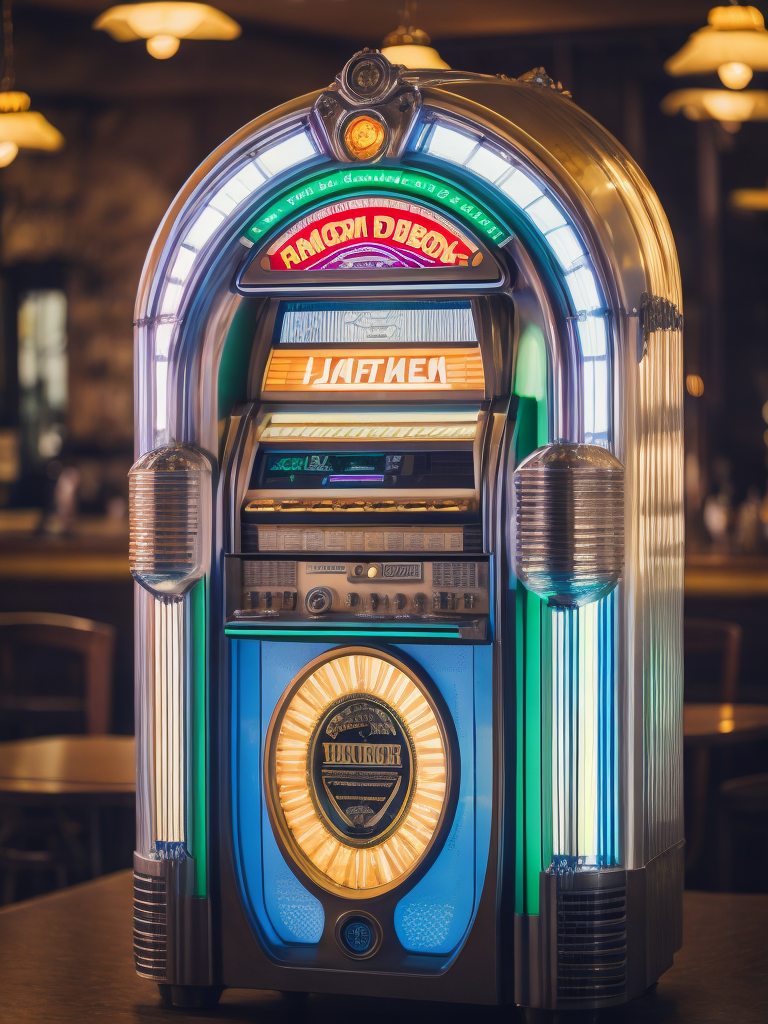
xmin=514 ymin=841 xmax=684 ymax=1010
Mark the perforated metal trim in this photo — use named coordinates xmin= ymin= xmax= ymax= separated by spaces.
xmin=557 ymin=886 xmax=627 ymax=1001
xmin=243 ymin=561 xmax=298 ymax=587
xmin=133 ymin=870 xmax=167 ymax=980
xmin=432 ymin=562 xmax=477 ymax=588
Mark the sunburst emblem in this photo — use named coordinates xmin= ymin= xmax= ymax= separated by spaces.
xmin=266 ymin=649 xmax=452 ymax=898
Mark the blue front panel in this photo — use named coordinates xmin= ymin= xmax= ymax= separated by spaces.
xmin=230 ymin=639 xmax=493 ymax=967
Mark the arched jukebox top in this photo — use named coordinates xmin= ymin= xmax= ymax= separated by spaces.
xmin=132 ymin=51 xmax=683 ymax=885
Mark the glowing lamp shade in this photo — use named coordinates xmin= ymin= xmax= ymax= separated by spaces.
xmin=661 ymin=87 xmax=768 ymax=123
xmin=729 ymin=182 xmax=768 ymax=210
xmin=381 ymin=43 xmax=449 ymax=70
xmin=0 ymin=91 xmax=65 ymax=164
xmin=665 ymin=6 xmax=768 ymax=86
xmin=94 ymin=2 xmax=241 ymax=59
xmin=381 ymin=16 xmax=449 ymax=70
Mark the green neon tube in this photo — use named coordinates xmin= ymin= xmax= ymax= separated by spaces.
xmin=245 ymin=165 xmax=512 ymax=246
xmin=225 ymin=628 xmax=461 ymax=639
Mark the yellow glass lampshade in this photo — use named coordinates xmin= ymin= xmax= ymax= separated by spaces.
xmin=381 ymin=14 xmax=449 ymax=70
xmin=665 ymin=5 xmax=768 ymax=84
xmin=0 ymin=92 xmax=65 ymax=157
xmin=381 ymin=43 xmax=450 ymax=70
xmin=94 ymin=2 xmax=240 ymax=59
xmin=661 ymin=87 xmax=768 ymax=122
xmin=729 ymin=182 xmax=768 ymax=210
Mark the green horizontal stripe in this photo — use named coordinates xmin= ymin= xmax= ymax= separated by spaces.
xmin=225 ymin=628 xmax=461 ymax=639
xmin=245 ymin=166 xmax=511 ymax=246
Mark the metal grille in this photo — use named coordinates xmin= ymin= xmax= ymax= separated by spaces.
xmin=133 ymin=870 xmax=167 ymax=980
xmin=557 ymin=887 xmax=627 ymax=1001
xmin=432 ymin=562 xmax=476 ymax=588
xmin=243 ymin=561 xmax=297 ymax=587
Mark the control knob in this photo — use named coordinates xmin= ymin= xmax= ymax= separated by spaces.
xmin=306 ymin=587 xmax=333 ymax=615
xmin=394 ymin=593 xmax=407 ymax=611
xmin=413 ymin=592 xmax=427 ymax=613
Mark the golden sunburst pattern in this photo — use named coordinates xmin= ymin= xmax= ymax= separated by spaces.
xmin=268 ymin=650 xmax=449 ymax=897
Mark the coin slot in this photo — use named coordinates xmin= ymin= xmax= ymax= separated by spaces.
xmin=335 ymin=912 xmax=382 ymax=959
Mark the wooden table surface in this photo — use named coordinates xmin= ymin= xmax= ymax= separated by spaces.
xmin=0 ymin=870 xmax=765 ymax=1022
xmin=0 ymin=735 xmax=135 ymax=803
xmin=683 ymin=703 xmax=768 ymax=747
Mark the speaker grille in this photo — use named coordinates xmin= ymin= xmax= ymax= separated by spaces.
xmin=432 ymin=562 xmax=476 ymax=588
xmin=243 ymin=561 xmax=297 ymax=588
xmin=557 ymin=887 xmax=627 ymax=1001
xmin=133 ymin=870 xmax=167 ymax=980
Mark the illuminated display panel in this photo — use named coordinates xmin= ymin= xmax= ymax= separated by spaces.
xmin=262 ymin=198 xmax=483 ymax=272
xmin=258 ymin=410 xmax=479 ymax=442
xmin=262 ymin=347 xmax=484 ymax=393
xmin=277 ymin=302 xmax=477 ymax=345
xmin=266 ymin=649 xmax=451 ymax=898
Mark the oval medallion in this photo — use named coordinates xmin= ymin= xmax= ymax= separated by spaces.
xmin=266 ymin=648 xmax=452 ymax=898
xmin=310 ymin=694 xmax=414 ymax=846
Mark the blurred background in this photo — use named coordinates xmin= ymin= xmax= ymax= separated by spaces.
xmin=0 ymin=0 xmax=767 ymax=903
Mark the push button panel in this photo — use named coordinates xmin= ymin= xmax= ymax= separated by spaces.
xmin=235 ymin=559 xmax=488 ymax=620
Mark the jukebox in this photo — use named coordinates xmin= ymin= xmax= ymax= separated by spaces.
xmin=130 ymin=53 xmax=684 ymax=1011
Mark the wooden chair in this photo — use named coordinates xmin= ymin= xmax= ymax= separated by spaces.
xmin=0 ymin=613 xmax=116 ymax=901
xmin=684 ymin=618 xmax=742 ymax=703
xmin=683 ymin=618 xmax=743 ymax=873
xmin=0 ymin=612 xmax=115 ymax=738
xmin=717 ymin=774 xmax=768 ymax=891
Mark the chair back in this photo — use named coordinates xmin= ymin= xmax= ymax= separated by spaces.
xmin=0 ymin=613 xmax=115 ymax=738
xmin=684 ymin=617 xmax=742 ymax=703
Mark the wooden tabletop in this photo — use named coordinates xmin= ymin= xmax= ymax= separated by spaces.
xmin=685 ymin=553 xmax=768 ymax=598
xmin=0 ymin=528 xmax=129 ymax=582
xmin=683 ymin=703 xmax=768 ymax=747
xmin=0 ymin=735 xmax=135 ymax=803
xmin=0 ymin=871 xmax=765 ymax=1022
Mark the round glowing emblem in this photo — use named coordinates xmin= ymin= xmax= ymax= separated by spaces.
xmin=266 ymin=648 xmax=452 ymax=898
xmin=344 ymin=115 xmax=386 ymax=161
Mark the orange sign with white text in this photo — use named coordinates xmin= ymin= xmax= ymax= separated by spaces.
xmin=262 ymin=347 xmax=485 ymax=393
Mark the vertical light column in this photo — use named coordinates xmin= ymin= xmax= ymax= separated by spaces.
xmin=551 ymin=594 xmax=619 ymax=868
xmin=154 ymin=597 xmax=186 ymax=856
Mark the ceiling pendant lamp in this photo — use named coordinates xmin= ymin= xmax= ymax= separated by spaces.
xmin=661 ymin=86 xmax=768 ymax=126
xmin=0 ymin=0 xmax=64 ymax=167
xmin=381 ymin=0 xmax=449 ymax=70
xmin=665 ymin=5 xmax=768 ymax=89
xmin=94 ymin=2 xmax=240 ymax=60
xmin=729 ymin=180 xmax=768 ymax=209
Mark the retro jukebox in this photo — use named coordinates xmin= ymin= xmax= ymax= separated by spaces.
xmin=130 ymin=53 xmax=684 ymax=1011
